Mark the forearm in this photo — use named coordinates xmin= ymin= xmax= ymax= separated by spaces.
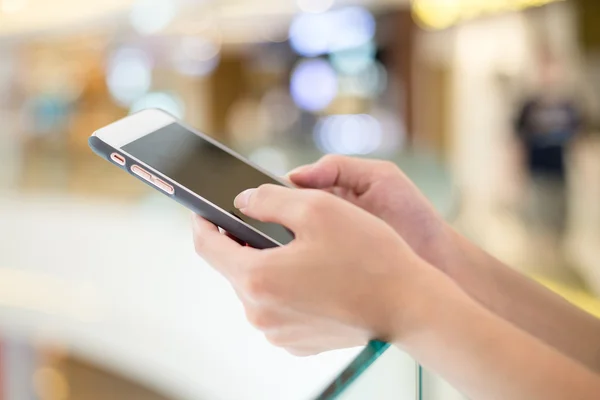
xmin=441 ymin=228 xmax=600 ymax=372
xmin=400 ymin=286 xmax=600 ymax=400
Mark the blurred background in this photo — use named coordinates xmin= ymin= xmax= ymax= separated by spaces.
xmin=2 ymin=0 xmax=600 ymax=399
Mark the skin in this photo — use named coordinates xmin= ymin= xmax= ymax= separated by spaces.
xmin=289 ymin=155 xmax=600 ymax=373
xmin=192 ymin=155 xmax=600 ymax=399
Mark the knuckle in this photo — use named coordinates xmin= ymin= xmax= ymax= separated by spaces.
xmin=265 ymin=334 xmax=287 ymax=348
xmin=254 ymin=184 xmax=273 ymax=199
xmin=193 ymin=234 xmax=208 ymax=256
xmin=300 ymin=191 xmax=331 ymax=218
xmin=377 ymin=160 xmax=400 ymax=176
xmin=248 ymin=184 xmax=276 ymax=210
xmin=241 ymin=267 xmax=273 ymax=301
xmin=245 ymin=307 xmax=276 ymax=330
xmin=321 ymin=154 xmax=345 ymax=165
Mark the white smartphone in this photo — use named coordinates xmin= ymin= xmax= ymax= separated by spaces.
xmin=89 ymin=108 xmax=294 ymax=249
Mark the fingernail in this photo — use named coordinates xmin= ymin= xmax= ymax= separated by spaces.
xmin=288 ymin=164 xmax=313 ymax=177
xmin=234 ymin=189 xmax=255 ymax=209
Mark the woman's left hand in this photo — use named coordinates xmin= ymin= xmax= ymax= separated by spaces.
xmin=192 ymin=184 xmax=454 ymax=356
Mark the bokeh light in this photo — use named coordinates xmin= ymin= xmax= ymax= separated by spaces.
xmin=260 ymin=23 xmax=290 ymax=43
xmin=338 ymin=61 xmax=388 ymax=97
xmin=21 ymin=96 xmax=69 ymax=136
xmin=289 ymin=6 xmax=375 ymax=57
xmin=314 ymin=114 xmax=383 ymax=155
xmin=330 ymin=40 xmax=376 ymax=75
xmin=107 ymin=47 xmax=152 ymax=107
xmin=172 ymin=36 xmax=221 ymax=77
xmin=370 ymin=107 xmax=406 ymax=155
xmin=260 ymin=88 xmax=300 ymax=133
xmin=411 ymin=0 xmax=563 ymax=30
xmin=290 ymin=59 xmax=338 ymax=112
xmin=328 ymin=7 xmax=376 ymax=52
xmin=130 ymin=0 xmax=178 ymax=35
xmin=289 ymin=13 xmax=332 ymax=57
xmin=129 ymin=92 xmax=185 ymax=119
xmin=249 ymin=146 xmax=290 ymax=176
xmin=297 ymin=0 xmax=335 ymax=14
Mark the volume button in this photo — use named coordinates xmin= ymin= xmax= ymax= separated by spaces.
xmin=131 ymin=165 xmax=152 ymax=182
xmin=151 ymin=177 xmax=175 ymax=195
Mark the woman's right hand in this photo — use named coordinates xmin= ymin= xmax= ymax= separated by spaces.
xmin=288 ymin=155 xmax=461 ymax=274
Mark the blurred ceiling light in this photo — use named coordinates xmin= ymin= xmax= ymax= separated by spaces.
xmin=289 ymin=13 xmax=331 ymax=56
xmin=330 ymin=40 xmax=376 ymax=75
xmin=129 ymin=92 xmax=185 ymax=119
xmin=371 ymin=107 xmax=405 ymax=155
xmin=180 ymin=36 xmax=220 ymax=61
xmin=260 ymin=24 xmax=289 ymax=43
xmin=297 ymin=0 xmax=335 ymax=14
xmin=172 ymin=36 xmax=221 ymax=77
xmin=107 ymin=47 xmax=153 ymax=107
xmin=412 ymin=0 xmax=565 ymax=30
xmin=130 ymin=0 xmax=179 ymax=35
xmin=33 ymin=367 xmax=70 ymax=400
xmin=339 ymin=61 xmax=387 ymax=97
xmin=329 ymin=7 xmax=376 ymax=52
xmin=0 ymin=0 xmax=27 ymax=14
xmin=289 ymin=6 xmax=375 ymax=57
xmin=314 ymin=114 xmax=383 ymax=155
xmin=249 ymin=146 xmax=290 ymax=176
xmin=290 ymin=58 xmax=338 ymax=112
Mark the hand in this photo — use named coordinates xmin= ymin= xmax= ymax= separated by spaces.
xmin=192 ymin=185 xmax=454 ymax=356
xmin=289 ymin=155 xmax=458 ymax=273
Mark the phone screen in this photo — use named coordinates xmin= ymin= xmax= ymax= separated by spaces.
xmin=122 ymin=122 xmax=294 ymax=245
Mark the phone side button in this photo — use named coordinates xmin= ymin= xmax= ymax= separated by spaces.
xmin=132 ymin=165 xmax=152 ymax=182
xmin=151 ymin=177 xmax=175 ymax=195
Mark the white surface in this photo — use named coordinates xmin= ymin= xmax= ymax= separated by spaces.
xmin=0 ymin=194 xmax=371 ymax=400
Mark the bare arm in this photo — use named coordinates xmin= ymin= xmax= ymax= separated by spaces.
xmin=436 ymin=228 xmax=600 ymax=373
xmin=287 ymin=155 xmax=600 ymax=373
xmin=401 ymin=283 xmax=600 ymax=400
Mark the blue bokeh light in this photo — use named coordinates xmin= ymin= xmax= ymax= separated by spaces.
xmin=289 ymin=6 xmax=376 ymax=57
xmin=290 ymin=59 xmax=338 ymax=112
xmin=314 ymin=114 xmax=383 ymax=155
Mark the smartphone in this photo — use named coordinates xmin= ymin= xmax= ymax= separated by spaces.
xmin=89 ymin=109 xmax=398 ymax=400
xmin=89 ymin=108 xmax=294 ymax=249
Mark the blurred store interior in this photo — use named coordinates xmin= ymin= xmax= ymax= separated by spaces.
xmin=1 ymin=0 xmax=600 ymax=399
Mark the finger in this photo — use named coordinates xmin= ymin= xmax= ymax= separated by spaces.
xmin=243 ymin=302 xmax=326 ymax=333
xmin=192 ymin=214 xmax=252 ymax=277
xmin=234 ymin=184 xmax=320 ymax=232
xmin=222 ymin=229 xmax=248 ymax=246
xmin=288 ymin=155 xmax=383 ymax=194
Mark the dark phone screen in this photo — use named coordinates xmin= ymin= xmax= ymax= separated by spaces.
xmin=122 ymin=122 xmax=294 ymax=245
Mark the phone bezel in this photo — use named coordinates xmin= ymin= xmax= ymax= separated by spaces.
xmin=93 ymin=108 xmax=292 ymax=247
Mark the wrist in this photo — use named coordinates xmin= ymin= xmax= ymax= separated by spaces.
xmin=421 ymin=223 xmax=468 ymax=275
xmin=385 ymin=259 xmax=470 ymax=344
xmin=395 ymin=274 xmax=482 ymax=350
